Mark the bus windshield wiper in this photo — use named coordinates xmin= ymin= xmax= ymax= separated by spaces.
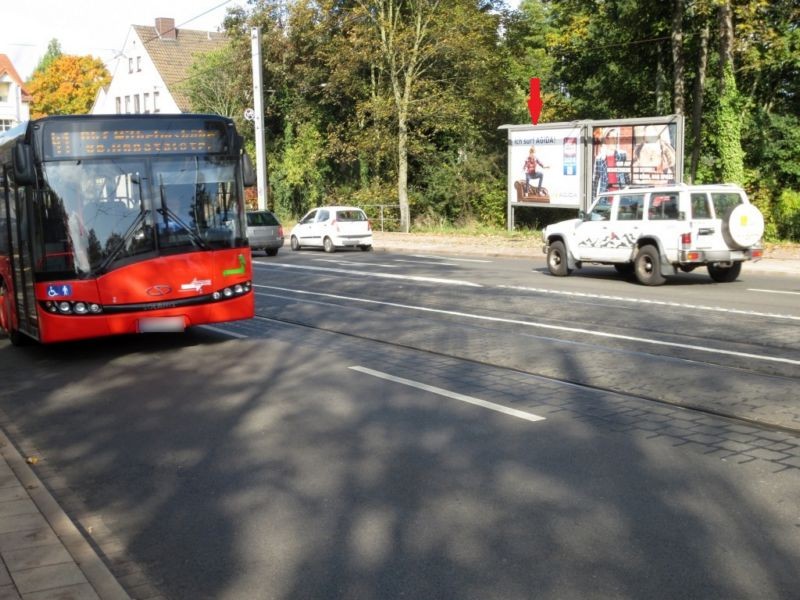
xmin=94 ymin=209 xmax=150 ymax=275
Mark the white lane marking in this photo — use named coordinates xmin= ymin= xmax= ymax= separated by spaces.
xmin=254 ymin=262 xmax=482 ymax=287
xmin=257 ymin=285 xmax=800 ymax=367
xmin=312 ymin=258 xmax=400 ymax=268
xmin=201 ymin=325 xmax=249 ymax=339
xmin=350 ymin=366 xmax=546 ymax=423
xmin=499 ymin=285 xmax=800 ymax=322
xmin=393 ymin=258 xmax=460 ymax=266
xmin=412 ymin=254 xmax=492 ymax=263
xmin=748 ymin=288 xmax=800 ymax=297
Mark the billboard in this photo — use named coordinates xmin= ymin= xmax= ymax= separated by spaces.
xmin=590 ymin=122 xmax=679 ymax=198
xmin=501 ymin=116 xmax=684 ymax=230
xmin=507 ymin=125 xmax=583 ymax=209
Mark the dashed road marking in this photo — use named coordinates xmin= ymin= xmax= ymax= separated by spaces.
xmin=349 ymin=366 xmax=546 ymax=423
xmin=254 ymin=262 xmax=482 ymax=287
xmin=257 ymin=285 xmax=800 ymax=367
xmin=499 ymin=285 xmax=800 ymax=321
xmin=747 ymin=288 xmax=800 ymax=297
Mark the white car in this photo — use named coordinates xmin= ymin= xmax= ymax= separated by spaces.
xmin=290 ymin=206 xmax=373 ymax=253
xmin=542 ymin=183 xmax=765 ymax=285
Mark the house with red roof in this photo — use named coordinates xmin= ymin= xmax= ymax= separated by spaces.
xmin=0 ymin=54 xmax=31 ymax=131
xmin=91 ymin=17 xmax=227 ymax=115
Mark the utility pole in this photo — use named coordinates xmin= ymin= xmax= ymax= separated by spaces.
xmin=251 ymin=27 xmax=268 ymax=210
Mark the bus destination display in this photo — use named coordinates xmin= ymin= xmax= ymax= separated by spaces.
xmin=44 ymin=127 xmax=227 ymax=159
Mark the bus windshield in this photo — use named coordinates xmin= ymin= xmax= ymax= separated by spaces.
xmin=39 ymin=156 xmax=244 ymax=277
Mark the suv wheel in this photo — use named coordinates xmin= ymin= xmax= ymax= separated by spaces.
xmin=634 ymin=245 xmax=666 ymax=286
xmin=707 ymin=261 xmax=742 ymax=283
xmin=547 ymin=241 xmax=571 ymax=277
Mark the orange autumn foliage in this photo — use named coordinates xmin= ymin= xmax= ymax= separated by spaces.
xmin=27 ymin=54 xmax=110 ymax=118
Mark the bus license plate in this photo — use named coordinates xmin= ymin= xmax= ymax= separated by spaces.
xmin=138 ymin=317 xmax=185 ymax=333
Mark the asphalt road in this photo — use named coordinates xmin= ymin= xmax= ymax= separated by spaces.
xmin=0 ymin=248 xmax=798 ymax=599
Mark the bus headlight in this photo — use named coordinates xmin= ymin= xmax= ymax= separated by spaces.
xmin=58 ymin=302 xmax=72 ymax=314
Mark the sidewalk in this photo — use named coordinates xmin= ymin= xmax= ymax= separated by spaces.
xmin=0 ymin=422 xmax=129 ymax=600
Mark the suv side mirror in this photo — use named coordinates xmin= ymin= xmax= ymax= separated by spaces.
xmin=241 ymin=153 xmax=256 ymax=188
xmin=12 ymin=142 xmax=36 ymax=186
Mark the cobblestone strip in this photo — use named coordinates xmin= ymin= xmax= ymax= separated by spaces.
xmin=217 ymin=318 xmax=800 ymax=473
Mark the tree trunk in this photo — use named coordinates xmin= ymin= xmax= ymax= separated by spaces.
xmin=397 ymin=109 xmax=410 ymax=232
xmin=690 ymin=21 xmax=710 ymax=183
xmin=718 ymin=1 xmax=734 ymax=83
xmin=671 ymin=0 xmax=685 ymax=115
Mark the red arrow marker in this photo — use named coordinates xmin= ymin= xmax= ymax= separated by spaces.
xmin=527 ymin=77 xmax=543 ymax=125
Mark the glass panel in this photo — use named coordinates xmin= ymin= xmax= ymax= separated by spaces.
xmin=247 ymin=211 xmax=278 ymax=226
xmin=587 ymin=196 xmax=613 ymax=221
xmin=691 ymin=193 xmax=711 ymax=219
xmin=40 ymin=160 xmax=154 ymax=277
xmin=711 ymin=192 xmax=743 ymax=217
xmin=648 ymin=193 xmax=679 ymax=220
xmin=336 ymin=210 xmax=367 ymax=222
xmin=617 ymin=195 xmax=644 ymax=221
xmin=152 ymin=156 xmax=243 ymax=250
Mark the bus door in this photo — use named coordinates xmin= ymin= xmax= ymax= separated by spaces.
xmin=8 ymin=184 xmax=39 ymax=338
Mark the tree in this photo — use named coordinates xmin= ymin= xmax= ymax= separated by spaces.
xmin=27 ymin=55 xmax=110 ymax=118
xmin=183 ymin=44 xmax=253 ymax=132
xmin=33 ymin=39 xmax=62 ymax=75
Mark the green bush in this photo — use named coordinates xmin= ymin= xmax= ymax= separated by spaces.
xmin=775 ymin=189 xmax=800 ymax=242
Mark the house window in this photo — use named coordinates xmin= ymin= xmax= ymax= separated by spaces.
xmin=128 ymin=58 xmax=133 ymax=74
xmin=134 ymin=94 xmax=141 ymax=113
xmin=136 ymin=56 xmax=142 ymax=72
xmin=0 ymin=119 xmax=13 ymax=132
xmin=0 ymin=82 xmax=9 ymax=103
xmin=153 ymin=91 xmax=160 ymax=113
xmin=143 ymin=92 xmax=150 ymax=113
xmin=124 ymin=96 xmax=131 ymax=114
xmin=115 ymin=97 xmax=121 ymax=114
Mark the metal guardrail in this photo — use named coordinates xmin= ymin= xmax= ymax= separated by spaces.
xmin=361 ymin=204 xmax=401 ymax=232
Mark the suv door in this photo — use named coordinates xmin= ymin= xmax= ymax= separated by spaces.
xmin=573 ymin=195 xmax=620 ymax=262
xmin=688 ymin=192 xmax=718 ymax=251
xmin=605 ymin=193 xmax=645 ymax=262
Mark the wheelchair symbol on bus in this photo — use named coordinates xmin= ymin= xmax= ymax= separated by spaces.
xmin=47 ymin=284 xmax=72 ymax=298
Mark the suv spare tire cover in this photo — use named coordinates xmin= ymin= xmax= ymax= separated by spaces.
xmin=722 ymin=203 xmax=764 ymax=249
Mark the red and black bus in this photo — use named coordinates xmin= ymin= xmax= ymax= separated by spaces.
xmin=0 ymin=114 xmax=255 ymax=345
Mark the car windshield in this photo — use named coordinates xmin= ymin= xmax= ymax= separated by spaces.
xmin=247 ymin=212 xmax=279 ymax=226
xmin=38 ymin=156 xmax=244 ymax=278
xmin=336 ymin=210 xmax=367 ymax=221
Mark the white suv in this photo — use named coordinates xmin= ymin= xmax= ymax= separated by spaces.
xmin=542 ymin=184 xmax=764 ymax=285
xmin=290 ymin=206 xmax=373 ymax=253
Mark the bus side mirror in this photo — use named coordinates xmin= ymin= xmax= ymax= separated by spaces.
xmin=242 ymin=153 xmax=256 ymax=188
xmin=12 ymin=142 xmax=36 ymax=186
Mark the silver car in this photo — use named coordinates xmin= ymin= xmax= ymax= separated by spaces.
xmin=246 ymin=211 xmax=284 ymax=256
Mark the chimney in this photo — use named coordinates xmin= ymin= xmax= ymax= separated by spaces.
xmin=155 ymin=18 xmax=176 ymax=40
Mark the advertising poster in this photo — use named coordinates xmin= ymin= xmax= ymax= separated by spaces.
xmin=590 ymin=123 xmax=678 ymax=200
xmin=508 ymin=127 xmax=582 ymax=208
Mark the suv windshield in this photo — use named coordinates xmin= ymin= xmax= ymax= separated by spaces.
xmin=38 ymin=156 xmax=244 ymax=278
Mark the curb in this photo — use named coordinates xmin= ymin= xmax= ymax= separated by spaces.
xmin=0 ymin=414 xmax=130 ymax=600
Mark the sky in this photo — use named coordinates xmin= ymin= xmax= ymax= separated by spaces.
xmin=0 ymin=0 xmax=243 ymax=80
